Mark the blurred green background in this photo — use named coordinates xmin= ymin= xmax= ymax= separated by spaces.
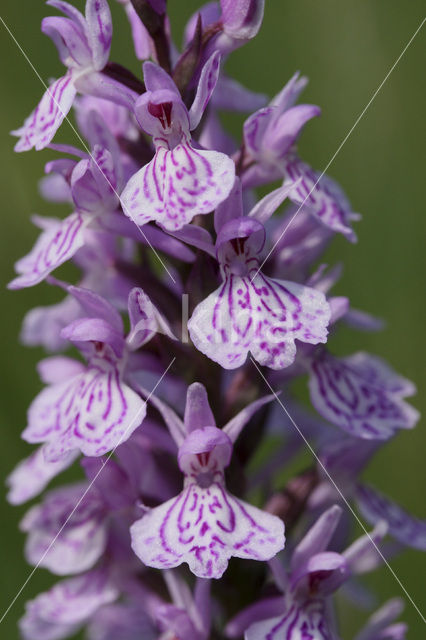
xmin=0 ymin=1 xmax=425 ymax=638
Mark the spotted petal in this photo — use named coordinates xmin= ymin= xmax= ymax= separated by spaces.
xmin=20 ymin=484 xmax=107 ymax=575
xmin=245 ymin=598 xmax=334 ymax=640
xmin=19 ymin=569 xmax=118 ymax=640
xmin=6 ymin=447 xmax=78 ymax=505
xmin=356 ymin=484 xmax=426 ymax=551
xmin=13 ymin=74 xmax=77 ymax=152
xmin=308 ymin=352 xmax=419 ymax=439
xmin=188 ymin=273 xmax=330 ymax=370
xmin=120 ymin=143 xmax=235 ymax=231
xmin=131 ymin=482 xmax=284 ymax=579
xmin=8 ymin=212 xmax=89 ymax=290
xmin=23 ymin=357 xmax=146 ymax=460
xmin=284 ymin=156 xmax=358 ymax=241
xmin=85 ymin=0 xmax=112 ymax=71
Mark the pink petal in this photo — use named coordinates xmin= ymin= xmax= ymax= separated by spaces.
xmin=188 ymin=273 xmax=330 ymax=370
xmin=308 ymin=352 xmax=419 ymax=439
xmin=283 ymin=156 xmax=358 ymax=241
xmin=130 ymin=482 xmax=284 ymax=579
xmin=85 ymin=0 xmax=112 ymax=70
xmin=13 ymin=74 xmax=77 ymax=152
xmin=21 ymin=483 xmax=107 ymax=575
xmin=246 ymin=599 xmax=330 ymax=640
xmin=189 ymin=51 xmax=221 ymax=130
xmin=356 ymin=484 xmax=426 ymax=551
xmin=19 ymin=569 xmax=118 ymax=635
xmin=121 ymin=143 xmax=235 ymax=231
xmin=184 ymin=383 xmax=216 ymax=433
xmin=8 ymin=212 xmax=89 ymax=290
xmin=6 ymin=447 xmax=78 ymax=505
xmin=23 ymin=359 xmax=146 ymax=459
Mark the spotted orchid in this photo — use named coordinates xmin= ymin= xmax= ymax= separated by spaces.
xmin=21 ymin=285 xmax=173 ymax=461
xmin=120 ymin=53 xmax=236 ymax=231
xmin=227 ymin=505 xmax=388 ymax=640
xmin=242 ymin=72 xmax=359 ymax=240
xmin=308 ymin=350 xmax=420 ymax=439
xmin=6 ymin=1 xmax=422 ymax=638
xmin=13 ymin=0 xmax=136 ymax=153
xmin=188 ymin=181 xmax=331 ymax=369
xmin=130 ymin=382 xmax=285 ymax=578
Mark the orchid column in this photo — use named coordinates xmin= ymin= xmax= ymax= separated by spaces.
xmin=6 ymin=1 xmax=423 ymax=639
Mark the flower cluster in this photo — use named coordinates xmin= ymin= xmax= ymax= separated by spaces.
xmin=6 ymin=1 xmax=423 ymax=638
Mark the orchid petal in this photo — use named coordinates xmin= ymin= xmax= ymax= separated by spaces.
xmin=23 ymin=358 xmax=146 ymax=460
xmin=68 ymin=285 xmax=123 ymax=333
xmin=284 ymin=157 xmax=358 ymax=241
xmin=245 ymin=598 xmax=333 ymax=640
xmin=131 ymin=482 xmax=284 ymax=579
xmin=212 ymin=75 xmax=267 ymax=112
xmin=188 ymin=273 xmax=330 ymax=370
xmin=37 ymin=356 xmax=86 ymax=384
xmin=308 ymin=352 xmax=419 ymax=440
xmin=143 ymin=60 xmax=179 ymax=94
xmin=19 ymin=569 xmax=118 ymax=639
xmin=61 ymin=317 xmax=125 ymax=357
xmin=291 ymin=505 xmax=342 ymax=573
xmin=184 ymin=383 xmax=216 ymax=432
xmin=74 ymin=71 xmax=138 ymax=110
xmin=248 ymin=183 xmax=293 ymax=224
xmin=20 ymin=484 xmax=107 ymax=575
xmin=189 ymin=51 xmax=221 ymax=130
xmin=127 ymin=287 xmax=175 ymax=350
xmin=220 ymin=0 xmax=265 ymax=40
xmin=356 ymin=484 xmax=426 ymax=551
xmin=47 ymin=1 xmax=86 ymax=29
xmin=244 ymin=106 xmax=275 ymax=156
xmin=41 ymin=16 xmax=92 ymax=68
xmin=88 ymin=603 xmax=157 ymax=640
xmin=214 ymin=177 xmax=243 ymax=233
xmin=6 ymin=447 xmax=78 ymax=506
xmin=8 ymin=212 xmax=89 ymax=290
xmin=223 ymin=394 xmax=275 ymax=443
xmin=121 ymin=143 xmax=235 ymax=231
xmin=342 ymin=519 xmax=388 ymax=574
xmin=85 ymin=0 xmax=112 ymax=70
xmin=170 ymin=224 xmax=215 ymax=257
xmin=13 ymin=74 xmax=77 ymax=152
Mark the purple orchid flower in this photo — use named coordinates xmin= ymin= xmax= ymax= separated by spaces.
xmin=242 ymin=72 xmax=359 ymax=240
xmin=187 ymin=1 xmax=265 ymax=58
xmin=308 ymin=350 xmax=420 ymax=440
xmin=130 ymin=382 xmax=285 ymax=578
xmin=20 ymin=482 xmax=108 ymax=576
xmin=120 ymin=53 xmax=236 ymax=231
xmin=188 ymin=181 xmax=331 ymax=369
xmin=227 ymin=505 xmax=388 ymax=639
xmin=21 ymin=285 xmax=173 ymax=461
xmin=12 ymin=0 xmax=128 ymax=152
xmin=9 ymin=110 xmax=127 ymax=290
xmin=19 ymin=568 xmax=118 ymax=640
